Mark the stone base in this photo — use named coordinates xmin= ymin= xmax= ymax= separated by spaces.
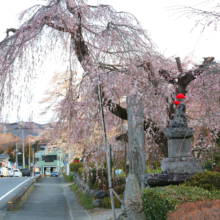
xmin=161 ymin=157 xmax=202 ymax=175
xmin=124 ymin=174 xmax=146 ymax=220
xmin=142 ymin=173 xmax=192 ymax=187
xmin=168 ymin=139 xmax=191 ymax=157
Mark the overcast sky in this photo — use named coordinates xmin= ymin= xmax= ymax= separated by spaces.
xmin=0 ymin=0 xmax=219 ymax=124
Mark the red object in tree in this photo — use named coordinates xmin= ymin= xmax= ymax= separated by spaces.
xmin=176 ymin=93 xmax=185 ymax=99
xmin=174 ymin=100 xmax=180 ymax=105
xmin=173 ymin=100 xmax=180 ymax=108
xmin=74 ymin=160 xmax=79 ymax=163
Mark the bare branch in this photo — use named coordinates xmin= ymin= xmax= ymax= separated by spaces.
xmin=175 ymin=57 xmax=183 ymax=73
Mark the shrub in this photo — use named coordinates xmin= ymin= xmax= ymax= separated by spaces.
xmin=167 ymin=199 xmax=220 ymax=220
xmin=119 ymin=170 xmax=126 ymax=178
xmin=113 ymin=184 xmax=125 ymax=195
xmin=142 ymin=185 xmax=220 ymax=220
xmin=146 ymin=160 xmax=161 ymax=174
xmin=183 ymin=171 xmax=220 ymax=191
xmin=112 ymin=176 xmax=126 ymax=187
xmin=202 ymin=161 xmax=214 ymax=171
xmin=65 ymin=175 xmax=73 ymax=182
xmin=146 ymin=167 xmax=161 ymax=174
xmin=101 ymin=194 xmax=123 ymax=208
xmin=146 ymin=160 xmax=161 ymax=170
xmin=83 ymin=168 xmax=108 ymax=189
xmin=69 ymin=162 xmax=83 ymax=172
xmin=114 ymin=160 xmax=126 ymax=170
xmin=78 ymin=167 xmax=83 ymax=177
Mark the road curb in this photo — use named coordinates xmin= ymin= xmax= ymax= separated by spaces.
xmin=6 ymin=176 xmax=41 ymax=211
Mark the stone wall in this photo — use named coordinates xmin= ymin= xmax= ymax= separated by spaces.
xmin=72 ymin=172 xmax=108 ymax=207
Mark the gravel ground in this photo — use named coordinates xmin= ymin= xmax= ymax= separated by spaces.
xmin=87 ymin=208 xmax=121 ymax=220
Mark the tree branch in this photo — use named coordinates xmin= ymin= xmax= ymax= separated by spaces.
xmin=175 ymin=57 xmax=183 ymax=73
xmin=107 ymin=100 xmax=127 ymax=120
xmin=6 ymin=28 xmax=17 ymax=37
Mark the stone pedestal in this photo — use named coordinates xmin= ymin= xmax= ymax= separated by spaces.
xmin=168 ymin=139 xmax=191 ymax=157
xmin=161 ymin=157 xmax=202 ymax=175
xmin=162 ymin=138 xmax=202 ymax=175
xmin=142 ymin=173 xmax=192 ymax=187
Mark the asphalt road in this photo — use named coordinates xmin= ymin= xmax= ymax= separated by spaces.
xmin=0 ymin=177 xmax=34 ymax=210
xmin=3 ymin=177 xmax=91 ymax=220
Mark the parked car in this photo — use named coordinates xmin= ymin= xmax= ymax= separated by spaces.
xmin=51 ymin=171 xmax=59 ymax=177
xmin=0 ymin=167 xmax=8 ymax=177
xmin=34 ymin=171 xmax=42 ymax=177
xmin=7 ymin=167 xmax=14 ymax=177
xmin=13 ymin=169 xmax=22 ymax=177
xmin=22 ymin=168 xmax=31 ymax=177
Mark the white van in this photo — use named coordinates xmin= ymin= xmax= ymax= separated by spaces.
xmin=0 ymin=167 xmax=8 ymax=177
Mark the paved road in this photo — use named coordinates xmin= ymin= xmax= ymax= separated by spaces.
xmin=0 ymin=177 xmax=34 ymax=210
xmin=3 ymin=177 xmax=91 ymax=220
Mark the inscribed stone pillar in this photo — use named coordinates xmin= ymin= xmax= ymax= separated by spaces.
xmin=126 ymin=95 xmax=146 ymax=187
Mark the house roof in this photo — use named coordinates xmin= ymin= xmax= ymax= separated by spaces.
xmin=0 ymin=154 xmax=10 ymax=159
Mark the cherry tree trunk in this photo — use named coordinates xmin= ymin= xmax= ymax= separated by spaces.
xmin=126 ymin=95 xmax=146 ymax=188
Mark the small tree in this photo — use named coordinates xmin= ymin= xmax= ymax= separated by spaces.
xmin=7 ymin=145 xmax=15 ymax=163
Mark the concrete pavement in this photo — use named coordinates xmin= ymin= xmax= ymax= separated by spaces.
xmin=3 ymin=177 xmax=91 ymax=220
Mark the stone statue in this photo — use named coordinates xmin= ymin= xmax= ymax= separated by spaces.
xmin=164 ymin=97 xmax=194 ymax=139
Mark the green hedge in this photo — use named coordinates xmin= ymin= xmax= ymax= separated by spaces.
xmin=183 ymin=171 xmax=220 ymax=191
xmin=142 ymin=185 xmax=220 ymax=220
xmin=202 ymin=161 xmax=215 ymax=171
xmin=78 ymin=167 xmax=83 ymax=177
xmin=69 ymin=162 xmax=83 ymax=172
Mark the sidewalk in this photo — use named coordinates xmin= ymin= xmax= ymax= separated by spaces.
xmin=3 ymin=177 xmax=91 ymax=220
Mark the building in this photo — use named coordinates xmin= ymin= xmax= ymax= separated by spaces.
xmin=0 ymin=154 xmax=10 ymax=167
xmin=35 ymin=143 xmax=64 ymax=175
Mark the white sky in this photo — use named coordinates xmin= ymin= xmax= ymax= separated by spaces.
xmin=0 ymin=0 xmax=219 ymax=124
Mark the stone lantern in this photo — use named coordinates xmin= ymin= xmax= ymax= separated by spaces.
xmin=162 ymin=94 xmax=202 ymax=175
xmin=142 ymin=94 xmax=202 ymax=187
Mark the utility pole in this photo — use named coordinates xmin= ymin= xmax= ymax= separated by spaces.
xmin=32 ymin=146 xmax=34 ymax=172
xmin=20 ymin=122 xmax=25 ymax=168
xmin=60 ymin=152 xmax=61 ymax=174
xmin=58 ymin=150 xmax=62 ymax=174
xmin=67 ymin=146 xmax=70 ymax=175
xmin=28 ymin=135 xmax=30 ymax=170
xmin=96 ymin=65 xmax=116 ymax=219
xmin=16 ymin=143 xmax=18 ymax=168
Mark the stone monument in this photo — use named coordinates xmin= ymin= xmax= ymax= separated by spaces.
xmin=119 ymin=95 xmax=146 ymax=220
xmin=142 ymin=93 xmax=202 ymax=187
